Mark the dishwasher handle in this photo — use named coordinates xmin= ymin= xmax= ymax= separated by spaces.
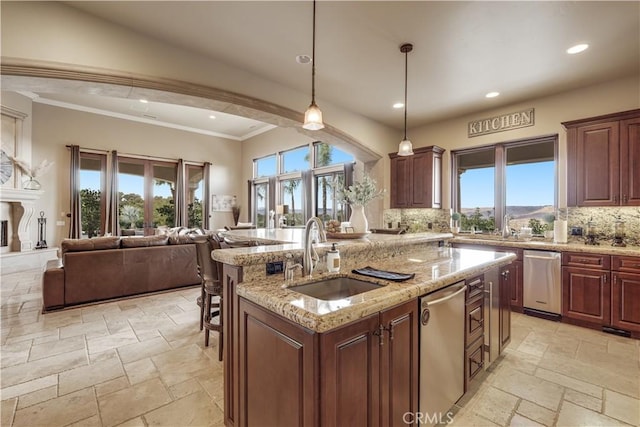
xmin=420 ymin=283 xmax=466 ymax=326
xmin=524 ymin=254 xmax=560 ymax=260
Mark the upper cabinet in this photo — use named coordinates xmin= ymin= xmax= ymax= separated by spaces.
xmin=389 ymin=145 xmax=445 ymax=209
xmin=564 ymin=109 xmax=640 ymax=207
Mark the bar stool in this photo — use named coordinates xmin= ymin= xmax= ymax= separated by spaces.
xmin=194 ymin=236 xmax=223 ymax=361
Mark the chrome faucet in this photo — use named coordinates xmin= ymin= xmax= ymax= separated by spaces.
xmin=303 ymin=217 xmax=327 ymax=277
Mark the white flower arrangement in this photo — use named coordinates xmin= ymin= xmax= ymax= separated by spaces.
xmin=8 ymin=156 xmax=54 ymax=178
xmin=335 ymin=173 xmax=385 ymax=206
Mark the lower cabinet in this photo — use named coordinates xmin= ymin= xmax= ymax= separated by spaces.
xmin=562 ymin=266 xmax=611 ymax=326
xmin=464 ymin=275 xmax=484 ymax=389
xmin=611 ymin=271 xmax=640 ymax=333
xmin=238 ymin=297 xmax=418 ymax=427
xmin=238 ymin=298 xmax=318 ymax=427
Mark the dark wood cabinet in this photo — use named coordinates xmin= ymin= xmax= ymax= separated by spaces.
xmin=562 ymin=266 xmax=611 ymax=326
xmin=389 ymin=145 xmax=444 ymax=209
xmin=238 ymin=298 xmax=318 ymax=427
xmin=499 ymin=265 xmax=512 ymax=353
xmin=322 ymin=299 xmax=419 ymax=427
xmin=237 ymin=296 xmax=418 ymax=427
xmin=464 ymin=275 xmax=484 ymax=390
xmin=320 ymin=313 xmax=380 ymax=426
xmin=379 ymin=300 xmax=419 ymax=427
xmin=450 ymin=243 xmax=523 ymax=312
xmin=611 ymin=256 xmax=640 ymax=333
xmin=223 ymin=264 xmax=243 ymax=427
xmin=564 ymin=109 xmax=640 ymax=207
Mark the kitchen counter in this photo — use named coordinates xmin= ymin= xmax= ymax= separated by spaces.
xmin=452 ymin=235 xmax=640 ymax=256
xmin=231 ymin=246 xmax=515 ymax=332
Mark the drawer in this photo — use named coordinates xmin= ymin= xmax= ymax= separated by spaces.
xmin=612 ymin=256 xmax=640 ymax=274
xmin=466 ymin=275 xmax=485 ymax=300
xmin=465 ymin=295 xmax=484 ymax=345
xmin=562 ymin=252 xmax=610 ymax=270
xmin=465 ymin=335 xmax=485 ymax=387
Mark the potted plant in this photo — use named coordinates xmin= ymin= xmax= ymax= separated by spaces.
xmin=335 ymin=173 xmax=385 ymax=233
xmin=450 ymin=212 xmax=461 ymax=234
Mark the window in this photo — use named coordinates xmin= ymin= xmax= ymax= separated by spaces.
xmin=186 ymin=164 xmax=204 ymax=228
xmin=118 ymin=158 xmax=177 ymax=235
xmin=253 ymin=182 xmax=269 ymax=228
xmin=314 ymin=142 xmax=353 ymax=168
xmin=79 ymin=153 xmax=106 ymax=238
xmin=452 ymin=136 xmax=557 ymax=233
xmin=255 ymin=155 xmax=276 ymax=178
xmin=281 ymin=146 xmax=309 ymax=173
xmin=315 ymin=171 xmax=346 ymax=222
xmin=280 ymin=177 xmax=303 ymax=226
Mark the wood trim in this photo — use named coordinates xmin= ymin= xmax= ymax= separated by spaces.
xmin=1 ymin=58 xmax=382 ymax=162
xmin=562 ymin=109 xmax=640 ymax=129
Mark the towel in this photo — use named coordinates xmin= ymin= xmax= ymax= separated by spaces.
xmin=352 ymin=266 xmax=415 ymax=282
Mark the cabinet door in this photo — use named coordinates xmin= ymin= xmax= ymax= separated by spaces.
xmin=379 ymin=300 xmax=419 ymax=427
xmin=611 ymin=272 xmax=640 ymax=333
xmin=390 ymin=156 xmax=412 ymax=208
xmin=574 ymin=121 xmax=620 ymax=206
xmin=620 ymin=117 xmax=640 ymax=206
xmin=499 ymin=265 xmax=512 ymax=353
xmin=411 ymin=150 xmax=442 ymax=208
xmin=562 ymin=266 xmax=611 ymax=326
xmin=321 ymin=313 xmax=380 ymax=427
xmin=238 ymin=298 xmax=318 ymax=427
xmin=509 ymin=260 xmax=523 ymax=312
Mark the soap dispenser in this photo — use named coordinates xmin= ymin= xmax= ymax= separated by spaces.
xmin=327 ymin=243 xmax=340 ymax=273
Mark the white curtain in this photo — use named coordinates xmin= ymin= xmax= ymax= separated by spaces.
xmin=104 ymin=150 xmax=119 ymax=236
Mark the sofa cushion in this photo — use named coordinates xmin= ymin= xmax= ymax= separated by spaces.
xmin=61 ymin=236 xmax=121 ymax=256
xmin=121 ymin=235 xmax=169 ymax=248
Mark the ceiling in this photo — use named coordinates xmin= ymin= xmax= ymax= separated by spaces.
xmin=15 ymin=1 xmax=640 ymax=138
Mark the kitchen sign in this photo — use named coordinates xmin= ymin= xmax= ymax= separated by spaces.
xmin=468 ymin=108 xmax=535 ymax=137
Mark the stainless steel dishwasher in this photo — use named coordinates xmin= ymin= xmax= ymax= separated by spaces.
xmin=523 ymin=250 xmax=562 ymax=320
xmin=419 ymin=281 xmax=466 ymax=425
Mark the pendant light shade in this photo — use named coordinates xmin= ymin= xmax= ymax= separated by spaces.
xmin=397 ymin=43 xmax=414 ymax=156
xmin=303 ymin=0 xmax=324 ymax=130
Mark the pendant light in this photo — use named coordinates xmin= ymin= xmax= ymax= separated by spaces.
xmin=397 ymin=43 xmax=414 ymax=156
xmin=303 ymin=0 xmax=324 ymax=130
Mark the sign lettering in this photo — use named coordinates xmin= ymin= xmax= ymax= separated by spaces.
xmin=468 ymin=108 xmax=535 ymax=137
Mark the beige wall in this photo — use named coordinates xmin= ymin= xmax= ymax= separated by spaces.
xmin=1 ymin=1 xmax=398 ymax=162
xmin=29 ymin=102 xmax=242 ymax=247
xmin=407 ymin=75 xmax=640 ymax=211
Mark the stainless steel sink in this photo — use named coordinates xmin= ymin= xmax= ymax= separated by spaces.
xmin=288 ymin=277 xmax=383 ymax=301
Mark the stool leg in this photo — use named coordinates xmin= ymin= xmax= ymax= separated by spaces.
xmin=204 ymin=291 xmax=211 ymax=347
xmin=199 ymin=284 xmax=205 ymax=331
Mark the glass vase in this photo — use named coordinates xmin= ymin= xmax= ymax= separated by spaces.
xmin=23 ymin=177 xmax=41 ymax=190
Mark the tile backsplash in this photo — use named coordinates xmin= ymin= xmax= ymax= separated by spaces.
xmin=567 ymin=206 xmax=640 ymax=246
xmin=384 ymin=206 xmax=640 ymax=247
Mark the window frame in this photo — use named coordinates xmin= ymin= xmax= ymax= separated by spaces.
xmin=79 ymin=151 xmax=107 ymax=238
xmin=451 ymin=134 xmax=558 ymax=232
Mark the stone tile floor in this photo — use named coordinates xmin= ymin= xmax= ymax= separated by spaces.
xmin=1 ymin=268 xmax=638 ymax=426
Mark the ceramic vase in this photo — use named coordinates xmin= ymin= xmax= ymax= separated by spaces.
xmin=349 ymin=204 xmax=368 ymax=233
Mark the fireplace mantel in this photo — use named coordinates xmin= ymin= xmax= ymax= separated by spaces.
xmin=1 ymin=188 xmax=44 ymax=203
xmin=0 ymin=187 xmax=43 ymax=252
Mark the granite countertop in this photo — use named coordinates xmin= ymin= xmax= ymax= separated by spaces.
xmin=452 ymin=235 xmax=640 ymax=256
xmin=234 ymin=247 xmax=515 ymax=333
xmin=213 ymin=229 xmax=454 ymax=266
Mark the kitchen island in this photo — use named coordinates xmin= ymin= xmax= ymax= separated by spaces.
xmin=213 ymin=230 xmax=516 ymax=426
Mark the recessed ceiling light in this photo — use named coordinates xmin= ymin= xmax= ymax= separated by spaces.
xmin=296 ymin=54 xmax=312 ymax=64
xmin=567 ymin=44 xmax=589 ymax=54
xmin=209 ymin=115 xmax=216 ymax=119
xmin=139 ymin=99 xmax=148 ymax=103
xmin=393 ymin=102 xmax=404 ymax=109
xmin=485 ymin=92 xmax=500 ymax=98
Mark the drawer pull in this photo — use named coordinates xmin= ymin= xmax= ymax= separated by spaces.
xmin=471 ymin=317 xmax=483 ymax=326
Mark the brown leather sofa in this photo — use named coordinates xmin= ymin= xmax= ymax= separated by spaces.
xmin=42 ymin=235 xmax=200 ymax=311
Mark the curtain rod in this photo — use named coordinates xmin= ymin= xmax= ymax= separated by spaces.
xmin=65 ymin=145 xmax=207 ymax=166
